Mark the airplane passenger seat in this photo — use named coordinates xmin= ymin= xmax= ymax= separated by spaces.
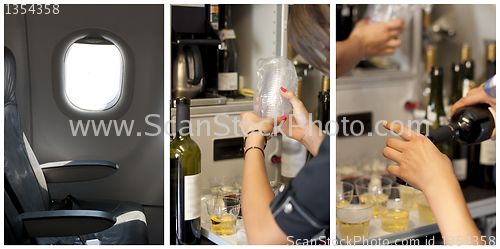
xmin=4 ymin=47 xmax=149 ymax=245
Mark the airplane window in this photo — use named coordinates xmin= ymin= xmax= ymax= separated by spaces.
xmin=64 ymin=41 xmax=123 ymax=111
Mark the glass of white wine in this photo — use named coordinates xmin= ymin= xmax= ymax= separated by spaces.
xmin=336 ymin=181 xmax=354 ymax=225
xmin=337 ymin=194 xmax=374 ymax=244
xmin=205 ymin=197 xmax=240 ymax=236
xmin=376 ymin=186 xmax=415 ymax=233
xmin=355 ymin=176 xmax=393 ymax=218
xmin=415 ymin=192 xmax=436 ymax=224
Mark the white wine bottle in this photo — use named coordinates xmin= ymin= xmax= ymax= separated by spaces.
xmin=218 ymin=4 xmax=239 ymax=97
xmin=170 ymin=97 xmax=201 ymax=245
xmin=414 ymin=45 xmax=436 ymax=122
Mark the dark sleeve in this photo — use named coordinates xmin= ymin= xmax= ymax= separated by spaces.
xmin=270 ymin=135 xmax=330 ymax=240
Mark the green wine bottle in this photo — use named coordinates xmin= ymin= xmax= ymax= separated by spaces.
xmin=448 ymin=63 xmax=469 ymax=187
xmin=170 ymin=97 xmax=201 ymax=245
xmin=420 ymin=67 xmax=450 ymax=156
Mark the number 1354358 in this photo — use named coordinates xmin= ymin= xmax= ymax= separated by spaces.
xmin=5 ymin=4 xmax=59 ymax=15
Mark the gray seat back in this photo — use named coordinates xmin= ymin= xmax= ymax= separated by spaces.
xmin=4 ymin=189 xmax=31 ymax=244
xmin=4 ymin=47 xmax=52 ymax=213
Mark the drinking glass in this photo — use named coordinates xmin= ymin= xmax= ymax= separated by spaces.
xmin=336 ymin=181 xmax=354 ymax=225
xmin=270 ymin=181 xmax=285 ymax=196
xmin=205 ymin=197 xmax=240 ymax=236
xmin=337 ymin=194 xmax=374 ymax=243
xmin=376 ymin=186 xmax=415 ymax=232
xmin=415 ymin=192 xmax=436 ymax=224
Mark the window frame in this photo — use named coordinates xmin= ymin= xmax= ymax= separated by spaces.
xmin=52 ymin=28 xmax=135 ymax=121
xmin=64 ymin=39 xmax=124 ymax=112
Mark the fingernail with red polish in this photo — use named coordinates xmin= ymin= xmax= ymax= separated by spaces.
xmin=280 ymin=87 xmax=287 ymax=92
xmin=280 ymin=115 xmax=287 ymax=121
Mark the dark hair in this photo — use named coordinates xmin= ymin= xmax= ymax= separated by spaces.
xmin=288 ymin=4 xmax=330 ymax=75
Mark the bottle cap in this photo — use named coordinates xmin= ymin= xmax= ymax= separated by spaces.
xmin=321 ymin=75 xmax=330 ymax=92
xmin=487 ymin=42 xmax=496 ymax=61
xmin=425 ymin=45 xmax=436 ymax=74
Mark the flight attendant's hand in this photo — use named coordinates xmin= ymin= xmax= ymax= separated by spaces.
xmin=382 ymin=120 xmax=485 ymax=245
xmin=381 ymin=121 xmax=456 ymax=193
xmin=349 ymin=19 xmax=404 ymax=57
xmin=279 ymin=87 xmax=324 ymax=156
xmin=450 ymin=82 xmax=496 ymax=140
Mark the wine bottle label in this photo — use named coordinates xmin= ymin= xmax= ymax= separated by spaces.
xmin=452 ymin=158 xmax=467 ymax=181
xmin=184 ymin=174 xmax=201 ymax=220
xmin=219 ymin=29 xmax=236 ymax=40
xmin=427 ymin=106 xmax=437 ymax=122
xmin=479 ymin=139 xmax=496 ymax=166
xmin=439 ymin=116 xmax=448 ymax=126
xmin=218 ymin=72 xmax=238 ymax=91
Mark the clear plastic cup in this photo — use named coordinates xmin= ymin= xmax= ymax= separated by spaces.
xmin=376 ymin=186 xmax=415 ymax=232
xmin=205 ymin=197 xmax=241 ymax=236
xmin=336 ymin=181 xmax=355 ymax=225
xmin=415 ymin=192 xmax=436 ymax=224
xmin=270 ymin=181 xmax=285 ymax=196
xmin=337 ymin=194 xmax=374 ymax=243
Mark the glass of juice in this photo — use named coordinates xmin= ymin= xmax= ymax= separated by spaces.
xmin=415 ymin=192 xmax=436 ymax=224
xmin=337 ymin=194 xmax=374 ymax=244
xmin=376 ymin=186 xmax=414 ymax=233
xmin=205 ymin=197 xmax=240 ymax=236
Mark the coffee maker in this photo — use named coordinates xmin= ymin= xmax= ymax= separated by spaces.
xmin=171 ymin=5 xmax=224 ymax=105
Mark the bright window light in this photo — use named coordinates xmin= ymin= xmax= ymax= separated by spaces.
xmin=64 ymin=42 xmax=123 ymax=111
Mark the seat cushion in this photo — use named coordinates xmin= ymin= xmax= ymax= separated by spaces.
xmin=36 ymin=199 xmax=149 ymax=245
xmin=80 ymin=199 xmax=149 ymax=245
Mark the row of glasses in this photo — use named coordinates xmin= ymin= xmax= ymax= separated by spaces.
xmin=337 ymin=175 xmax=437 ymax=243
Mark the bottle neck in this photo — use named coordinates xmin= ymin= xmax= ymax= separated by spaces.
xmin=176 ymin=102 xmax=191 ymax=138
xmin=225 ymin=4 xmax=233 ymax=29
xmin=450 ymin=64 xmax=462 ymax=104
xmin=462 ymin=60 xmax=474 ymax=80
xmin=429 ymin=69 xmax=444 ymax=111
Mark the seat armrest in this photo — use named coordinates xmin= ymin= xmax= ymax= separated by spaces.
xmin=40 ymin=160 xmax=119 ymax=183
xmin=20 ymin=210 xmax=116 ymax=238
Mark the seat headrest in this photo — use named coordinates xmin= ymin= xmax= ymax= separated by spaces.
xmin=5 ymin=47 xmax=16 ymax=105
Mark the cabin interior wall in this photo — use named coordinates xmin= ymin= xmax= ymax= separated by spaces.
xmin=5 ymin=4 xmax=165 ymax=244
